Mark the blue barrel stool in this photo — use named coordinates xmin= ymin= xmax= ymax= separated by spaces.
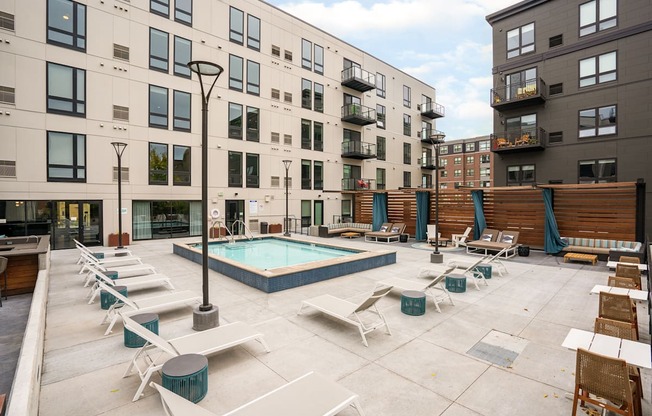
xmin=445 ymin=274 xmax=467 ymax=293
xmin=474 ymin=264 xmax=492 ymax=280
xmin=162 ymin=353 xmax=208 ymax=403
xmin=100 ymin=285 xmax=127 ymax=310
xmin=401 ymin=290 xmax=426 ymax=316
xmin=96 ymin=270 xmax=118 ymax=283
xmin=92 ymin=252 xmax=105 ymax=259
xmin=123 ymin=312 xmax=159 ymax=348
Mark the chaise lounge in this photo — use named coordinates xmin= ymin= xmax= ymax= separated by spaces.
xmin=364 ymin=223 xmax=406 ymax=243
xmin=466 ymin=229 xmax=520 ymax=258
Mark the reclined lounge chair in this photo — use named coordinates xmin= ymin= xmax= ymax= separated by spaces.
xmin=466 ymin=230 xmax=520 ymax=259
xmin=82 ymin=257 xmax=158 ymax=287
xmin=365 ymin=223 xmax=406 ymax=243
xmin=447 ymin=247 xmax=509 ymax=277
xmin=74 ymin=238 xmax=133 ymax=264
xmin=122 ymin=313 xmax=270 ymax=401
xmin=150 ymin=371 xmax=366 ymax=415
xmin=86 ymin=265 xmax=174 ymax=304
xmin=78 ymin=250 xmax=145 ymax=275
xmin=298 ymin=286 xmax=393 ymax=347
xmin=376 ymin=266 xmax=456 ymax=312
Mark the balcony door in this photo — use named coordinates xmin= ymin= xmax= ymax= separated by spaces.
xmin=505 ymin=114 xmax=536 ymax=140
xmin=505 ymin=67 xmax=536 ymax=100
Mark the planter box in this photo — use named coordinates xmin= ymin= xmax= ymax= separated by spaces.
xmin=108 ymin=233 xmax=130 ymax=247
xmin=268 ymin=224 xmax=282 ymax=233
xmin=210 ymin=227 xmax=229 ymax=238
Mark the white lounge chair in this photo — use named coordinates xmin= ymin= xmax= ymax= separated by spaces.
xmin=98 ymin=282 xmax=201 ymax=335
xmin=298 ymin=286 xmax=393 ymax=347
xmin=376 ymin=266 xmax=456 ymax=313
xmin=151 ymin=371 xmax=366 ymax=415
xmin=426 ymin=224 xmax=440 ymax=245
xmin=122 ymin=313 xmax=270 ymax=401
xmin=86 ymin=265 xmax=174 ymax=304
xmin=438 ymin=256 xmax=490 ymax=290
xmin=74 ymin=238 xmax=133 ymax=264
xmin=451 ymin=227 xmax=472 ymax=247
xmin=78 ymin=250 xmax=144 ymax=274
xmin=82 ymin=258 xmax=158 ymax=287
xmin=447 ymin=246 xmax=509 ymax=277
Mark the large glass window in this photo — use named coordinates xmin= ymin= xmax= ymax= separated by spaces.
xmin=150 ymin=0 xmax=169 ymax=17
xmin=228 ymin=151 xmax=242 ymax=187
xmin=229 ymin=55 xmax=243 ymax=91
xmin=314 ymin=44 xmax=324 ymax=74
xmin=301 ymin=119 xmax=311 ymax=150
xmin=301 ymin=159 xmax=311 ymax=190
xmin=314 ymin=122 xmax=323 ymax=151
xmin=247 ymin=15 xmax=260 ymax=50
xmin=377 ymin=136 xmax=386 ymax=161
xmin=403 ymin=171 xmax=411 ymax=188
xmin=302 ymin=79 xmax=312 ymax=110
xmin=377 ymin=104 xmax=386 ymax=129
xmin=302 ymin=39 xmax=312 ymax=69
xmin=376 ymin=168 xmax=386 ymax=190
xmin=47 ymin=0 xmax=86 ymax=51
xmin=228 ymin=103 xmax=243 ymax=139
xmin=246 ymin=153 xmax=259 ymax=188
xmin=173 ymin=145 xmax=190 ymax=186
xmin=403 ymin=85 xmax=411 ymax=107
xmin=246 ymin=106 xmax=259 ymax=142
xmin=47 ymin=62 xmax=85 ymax=116
xmin=150 ymin=28 xmax=169 ymax=72
xmin=507 ymin=23 xmax=534 ymax=59
xmin=175 ymin=0 xmax=192 ymax=25
xmin=507 ymin=165 xmax=535 ymax=185
xmin=173 ymin=90 xmax=190 ymax=131
xmin=229 ymin=7 xmax=244 ymax=44
xmin=314 ymin=161 xmax=323 ymax=190
xmin=47 ymin=131 xmax=85 ymax=182
xmin=505 ymin=67 xmax=537 ymax=99
xmin=579 ymin=51 xmax=616 ymax=87
xmin=579 ymin=105 xmax=616 ymax=137
xmin=579 ymin=158 xmax=616 ymax=183
xmin=403 ymin=114 xmax=411 ymax=136
xmin=314 ymin=83 xmax=324 ymax=113
xmin=246 ymin=60 xmax=260 ymax=95
xmin=403 ymin=142 xmax=411 ymax=165
xmin=580 ymin=0 xmax=617 ymax=37
xmin=376 ymin=73 xmax=386 ymax=98
xmin=149 ymin=85 xmax=168 ymax=128
xmin=149 ymin=142 xmax=168 ymax=185
xmin=174 ymin=36 xmax=191 ymax=78
xmin=506 ymin=113 xmax=537 ymax=137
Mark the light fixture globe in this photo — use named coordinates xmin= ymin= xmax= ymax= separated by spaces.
xmin=187 ymin=61 xmax=224 ymax=77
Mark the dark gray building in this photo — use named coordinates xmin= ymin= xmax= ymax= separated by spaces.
xmin=486 ymin=0 xmax=652 ymax=236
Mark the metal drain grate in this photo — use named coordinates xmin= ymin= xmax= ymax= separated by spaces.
xmin=467 ymin=330 xmax=529 ymax=367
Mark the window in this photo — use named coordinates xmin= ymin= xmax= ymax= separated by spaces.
xmin=173 ymin=145 xmax=190 ymax=186
xmin=579 ymin=51 xmax=616 ymax=87
xmin=314 ymin=161 xmax=323 ymax=190
xmin=301 ymin=200 xmax=311 ymax=227
xmin=229 ymin=7 xmax=244 ymax=44
xmin=421 ymin=174 xmax=432 ymax=188
xmin=246 ymin=153 xmax=259 ymax=187
xmin=175 ymin=0 xmax=192 ymax=25
xmin=149 ymin=142 xmax=168 ymax=185
xmin=229 ymin=55 xmax=243 ymax=91
xmin=579 ymin=158 xmax=616 ymax=183
xmin=579 ymin=105 xmax=616 ymax=137
xmin=466 ymin=169 xmax=475 ymax=177
xmin=549 ymin=131 xmax=563 ymax=143
xmin=403 ymin=171 xmax=411 ymax=188
xmin=343 ymin=129 xmax=361 ymax=143
xmin=441 ymin=170 xmax=448 ymax=178
xmin=549 ymin=34 xmax=563 ymax=47
xmin=377 ymin=136 xmax=386 ymax=161
xmin=47 ymin=131 xmax=85 ymax=182
xmin=480 ymin=154 xmax=490 ymax=163
xmin=113 ymin=44 xmax=129 ymax=61
xmin=479 ymin=140 xmax=490 ymax=151
xmin=403 ymin=143 xmax=411 ymax=165
xmin=0 ymin=11 xmax=14 ymax=31
xmin=507 ymin=165 xmax=535 ymax=185
xmin=246 ymin=107 xmax=259 ymax=142
xmin=507 ymin=22 xmax=534 ymax=58
xmin=376 ymin=104 xmax=386 ymax=129
xmin=228 ymin=103 xmax=243 ymax=139
xmin=47 ymin=0 xmax=86 ymax=51
xmin=439 ymin=146 xmax=449 ymax=155
xmin=314 ymin=83 xmax=324 ymax=113
xmin=314 ymin=122 xmax=323 ymax=151
xmin=376 ymin=73 xmax=386 ymax=98
xmin=301 ymin=119 xmax=311 ymax=150
xmin=150 ymin=0 xmax=169 ymax=17
xmin=480 ymin=167 xmax=491 ymax=176
xmin=149 ymin=28 xmax=168 ymax=72
xmin=453 ymin=144 xmax=463 ymax=153
xmin=454 ymin=157 xmax=462 ymax=165
xmin=454 ymin=169 xmax=462 ymax=177
xmin=466 ymin=156 xmax=474 ymax=164
xmin=403 ymin=114 xmax=411 ymax=136
xmin=247 ymin=15 xmax=260 ymax=50
xmin=113 ymin=105 xmax=129 ymax=121
xmin=302 ymin=79 xmax=312 ymax=110
xmin=314 ymin=45 xmax=324 ymax=74
xmin=271 ymin=45 xmax=280 ymax=57
xmin=173 ymin=90 xmax=190 ymax=131
xmin=149 ymin=85 xmax=168 ymax=128
xmin=228 ymin=151 xmax=242 ymax=187
xmin=376 ymin=168 xmax=386 ymax=190
xmin=174 ymin=36 xmax=191 ymax=77
xmin=403 ymin=85 xmax=411 ymax=107
xmin=580 ymin=0 xmax=617 ymax=37
xmin=506 ymin=113 xmax=537 ymax=137
xmin=439 ymin=158 xmax=448 ymax=167
xmin=247 ymin=60 xmax=260 ymax=95
xmin=466 ymin=143 xmax=476 ymax=152
xmin=47 ymin=63 xmax=85 ymax=116
xmin=549 ymin=83 xmax=563 ymax=95
xmin=301 ymin=159 xmax=311 ymax=190
xmin=301 ymin=39 xmax=312 ymax=69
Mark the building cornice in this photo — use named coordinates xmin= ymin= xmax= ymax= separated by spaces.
xmin=486 ymin=0 xmax=551 ymax=24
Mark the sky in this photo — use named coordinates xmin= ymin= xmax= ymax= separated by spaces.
xmin=265 ymin=0 xmax=522 ymax=140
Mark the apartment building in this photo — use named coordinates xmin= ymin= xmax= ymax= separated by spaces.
xmin=435 ymin=136 xmax=493 ymax=190
xmin=486 ymin=0 xmax=652 ymax=234
xmin=0 ymin=0 xmax=443 ymax=249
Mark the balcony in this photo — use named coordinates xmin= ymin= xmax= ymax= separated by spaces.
xmin=419 ymin=157 xmax=438 ymax=170
xmin=341 ymin=141 xmax=376 ymax=159
xmin=491 ymin=127 xmax=547 ymax=153
xmin=342 ymin=177 xmax=376 ymax=191
xmin=419 ymin=128 xmax=446 ymax=144
xmin=341 ymin=67 xmax=376 ymax=92
xmin=341 ymin=103 xmax=376 ymax=126
xmin=490 ymin=78 xmax=547 ymax=111
xmin=420 ymin=101 xmax=445 ymax=119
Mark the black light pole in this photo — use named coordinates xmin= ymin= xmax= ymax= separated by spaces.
xmin=283 ymin=160 xmax=292 ymax=237
xmin=188 ymin=60 xmax=223 ymax=330
xmin=111 ymin=142 xmax=127 ymax=249
xmin=430 ymin=130 xmax=446 ymax=263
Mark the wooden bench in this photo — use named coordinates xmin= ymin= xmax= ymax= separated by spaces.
xmin=564 ymin=252 xmax=598 ymax=265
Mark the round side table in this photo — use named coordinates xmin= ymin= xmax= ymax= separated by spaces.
xmin=445 ymin=274 xmax=467 ymax=293
xmin=401 ymin=290 xmax=426 ymax=316
xmin=123 ymin=313 xmax=159 ymax=348
xmin=100 ymin=285 xmax=127 ymax=310
xmin=162 ymin=353 xmax=209 ymax=403
xmin=474 ymin=264 xmax=492 ymax=280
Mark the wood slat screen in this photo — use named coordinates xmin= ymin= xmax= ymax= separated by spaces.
xmin=483 ymin=188 xmax=545 ymax=247
xmin=432 ymin=190 xmax=475 ymax=239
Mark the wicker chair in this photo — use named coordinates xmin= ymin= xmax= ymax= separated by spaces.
xmin=616 ymin=264 xmax=641 ymax=279
xmin=608 ymin=275 xmax=641 ymax=290
xmin=572 ymin=348 xmax=637 ymax=416
xmin=618 ymin=256 xmax=640 ymax=264
xmin=598 ymin=292 xmax=638 ymax=340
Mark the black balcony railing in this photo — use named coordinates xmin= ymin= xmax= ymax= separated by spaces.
xmin=420 ymin=101 xmax=445 ymax=119
xmin=419 ymin=128 xmax=446 ymax=144
xmin=342 ymin=177 xmax=376 ymax=191
xmin=341 ymin=141 xmax=376 ymax=159
xmin=341 ymin=103 xmax=376 ymax=126
xmin=491 ymin=127 xmax=547 ymax=153
xmin=418 ymin=157 xmax=437 ymax=169
xmin=341 ymin=67 xmax=375 ymax=92
xmin=490 ymin=77 xmax=547 ymax=111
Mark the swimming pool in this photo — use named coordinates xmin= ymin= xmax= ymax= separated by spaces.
xmin=173 ymin=236 xmax=396 ymax=293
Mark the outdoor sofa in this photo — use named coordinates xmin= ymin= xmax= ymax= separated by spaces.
xmin=560 ymin=237 xmax=644 ymax=262
xmin=318 ymin=222 xmax=372 ymax=237
xmin=466 ymin=229 xmax=520 ymax=258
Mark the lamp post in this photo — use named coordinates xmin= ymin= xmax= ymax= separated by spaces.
xmin=188 ymin=60 xmax=223 ymax=330
xmin=111 ymin=142 xmax=127 ymax=249
xmin=283 ymin=160 xmax=292 ymax=237
xmin=430 ymin=130 xmax=446 ymax=263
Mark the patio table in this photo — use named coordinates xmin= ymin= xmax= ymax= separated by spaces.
xmin=606 ymin=261 xmax=647 ymax=271
xmin=589 ymin=285 xmax=647 ymax=302
xmin=561 ymin=328 xmax=651 ymax=369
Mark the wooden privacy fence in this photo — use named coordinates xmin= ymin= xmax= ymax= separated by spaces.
xmin=353 ymin=182 xmax=639 ymax=249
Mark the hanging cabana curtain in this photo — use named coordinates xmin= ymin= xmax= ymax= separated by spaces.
xmin=542 ymin=188 xmax=568 ymax=254
xmin=372 ymin=192 xmax=388 ymax=231
xmin=416 ymin=191 xmax=430 ymax=241
xmin=471 ymin=190 xmax=486 ymax=240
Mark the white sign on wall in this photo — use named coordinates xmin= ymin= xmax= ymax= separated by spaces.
xmin=249 ymin=200 xmax=258 ymax=215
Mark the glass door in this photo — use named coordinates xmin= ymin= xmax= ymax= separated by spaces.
xmin=225 ymin=200 xmax=244 ymax=235
xmin=314 ymin=200 xmax=323 ymax=226
xmin=53 ymin=201 xmax=80 ymax=249
xmin=80 ymin=202 xmax=101 ymax=246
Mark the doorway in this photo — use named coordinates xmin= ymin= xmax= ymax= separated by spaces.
xmin=225 ymin=199 xmax=245 ymax=235
xmin=52 ymin=201 xmax=102 ymax=249
xmin=314 ymin=200 xmax=324 ymax=226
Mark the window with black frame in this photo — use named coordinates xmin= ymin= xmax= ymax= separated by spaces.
xmin=228 ymin=103 xmax=243 ymax=139
xmin=507 ymin=165 xmax=535 ymax=186
xmin=247 ymin=61 xmax=260 ymax=95
xmin=149 ymin=143 xmax=168 ymax=185
xmin=172 ymin=145 xmax=190 ymax=186
xmin=314 ymin=161 xmax=323 ymax=190
xmin=229 ymin=55 xmax=243 ymax=91
xmin=175 ymin=0 xmax=192 ymax=25
xmin=580 ymin=0 xmax=617 ymax=37
xmin=173 ymin=90 xmax=190 ymax=131
xmin=47 ymin=131 xmax=86 ymax=182
xmin=246 ymin=153 xmax=259 ymax=188
xmin=47 ymin=0 xmax=86 ymax=51
xmin=149 ymin=28 xmax=169 ymax=72
xmin=301 ymin=159 xmax=312 ymax=190
xmin=149 ymin=85 xmax=168 ymax=128
xmin=507 ymin=22 xmax=534 ymax=58
xmin=228 ymin=151 xmax=242 ymax=187
xmin=247 ymin=15 xmax=260 ymax=50
xmin=579 ymin=159 xmax=616 ymax=183
xmin=229 ymin=7 xmax=244 ymax=44
xmin=47 ymin=63 xmax=85 ymax=116
xmin=173 ymin=36 xmax=191 ymax=77
xmin=246 ymin=107 xmax=259 ymax=142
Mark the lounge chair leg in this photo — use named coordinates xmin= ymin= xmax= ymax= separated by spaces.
xmin=351 ymin=398 xmax=367 ymax=416
xmin=297 ymin=302 xmax=306 ymax=315
xmin=358 ymin=328 xmax=369 ymax=347
xmin=88 ymin=288 xmax=100 ymax=304
xmin=257 ymin=336 xmax=271 ymax=352
xmin=166 ymin=280 xmax=175 ymax=290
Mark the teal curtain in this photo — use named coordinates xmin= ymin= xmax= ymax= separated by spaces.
xmin=372 ymin=193 xmax=388 ymax=231
xmin=543 ymin=188 xmax=568 ymax=254
xmin=471 ymin=190 xmax=486 ymax=240
xmin=416 ymin=191 xmax=430 ymax=241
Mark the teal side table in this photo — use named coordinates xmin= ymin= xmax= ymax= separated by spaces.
xmin=474 ymin=264 xmax=492 ymax=280
xmin=445 ymin=274 xmax=467 ymax=293
xmin=92 ymin=252 xmax=105 ymax=259
xmin=96 ymin=270 xmax=118 ymax=283
xmin=124 ymin=313 xmax=159 ymax=348
xmin=162 ymin=354 xmax=208 ymax=403
xmin=401 ymin=290 xmax=426 ymax=316
xmin=100 ymin=285 xmax=127 ymax=310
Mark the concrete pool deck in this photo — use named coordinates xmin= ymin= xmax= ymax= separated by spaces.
xmin=31 ymin=235 xmax=651 ymax=415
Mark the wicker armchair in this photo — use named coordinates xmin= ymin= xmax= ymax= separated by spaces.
xmin=608 ymin=275 xmax=641 ymax=290
xmin=572 ymin=348 xmax=637 ymax=416
xmin=618 ymin=256 xmax=640 ymax=264
xmin=616 ymin=264 xmax=641 ymax=279
xmin=598 ymin=292 xmax=638 ymax=340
